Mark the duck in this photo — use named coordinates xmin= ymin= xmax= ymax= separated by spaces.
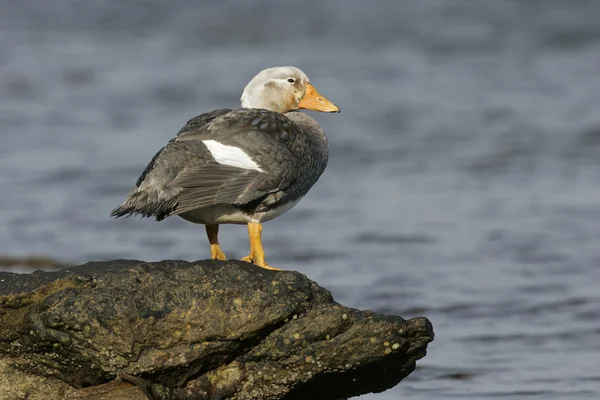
xmin=111 ymin=66 xmax=340 ymax=270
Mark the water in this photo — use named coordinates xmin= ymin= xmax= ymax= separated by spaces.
xmin=2 ymin=1 xmax=600 ymax=398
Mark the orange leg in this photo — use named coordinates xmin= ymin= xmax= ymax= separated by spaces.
xmin=206 ymin=224 xmax=227 ymax=260
xmin=241 ymin=222 xmax=280 ymax=270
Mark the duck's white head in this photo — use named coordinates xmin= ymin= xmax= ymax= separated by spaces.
xmin=240 ymin=66 xmax=340 ymax=114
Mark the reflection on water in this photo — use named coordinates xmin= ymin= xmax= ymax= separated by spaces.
xmin=1 ymin=1 xmax=600 ymax=398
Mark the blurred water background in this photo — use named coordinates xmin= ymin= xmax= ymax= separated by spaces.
xmin=2 ymin=0 xmax=600 ymax=398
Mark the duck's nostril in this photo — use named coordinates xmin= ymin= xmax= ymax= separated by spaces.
xmin=318 ymin=97 xmax=324 ymax=102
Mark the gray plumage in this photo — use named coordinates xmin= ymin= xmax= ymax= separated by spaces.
xmin=110 ymin=108 xmax=328 ymax=223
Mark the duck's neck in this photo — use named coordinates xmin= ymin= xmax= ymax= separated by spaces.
xmin=241 ymin=97 xmax=281 ymax=113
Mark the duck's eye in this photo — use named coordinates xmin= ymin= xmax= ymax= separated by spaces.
xmin=287 ymin=78 xmax=295 ymax=84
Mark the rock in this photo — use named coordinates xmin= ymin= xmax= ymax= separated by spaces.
xmin=0 ymin=260 xmax=433 ymax=400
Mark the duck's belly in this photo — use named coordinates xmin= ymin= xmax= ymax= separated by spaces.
xmin=178 ymin=197 xmax=303 ymax=225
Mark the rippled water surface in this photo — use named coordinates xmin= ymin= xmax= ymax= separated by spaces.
xmin=2 ymin=1 xmax=600 ymax=398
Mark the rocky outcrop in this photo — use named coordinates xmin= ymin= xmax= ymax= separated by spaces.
xmin=0 ymin=259 xmax=433 ymax=400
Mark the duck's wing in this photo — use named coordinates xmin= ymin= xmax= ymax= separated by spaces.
xmin=173 ymin=108 xmax=233 ymax=140
xmin=111 ymin=108 xmax=302 ymax=220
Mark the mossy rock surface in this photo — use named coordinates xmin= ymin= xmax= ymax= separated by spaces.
xmin=0 ymin=259 xmax=433 ymax=400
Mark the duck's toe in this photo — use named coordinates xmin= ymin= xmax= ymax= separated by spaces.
xmin=240 ymin=254 xmax=280 ymax=270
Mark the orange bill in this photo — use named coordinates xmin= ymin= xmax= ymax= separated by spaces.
xmin=298 ymin=83 xmax=340 ymax=113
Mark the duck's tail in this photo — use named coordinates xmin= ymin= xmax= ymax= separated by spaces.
xmin=110 ymin=188 xmax=179 ymax=221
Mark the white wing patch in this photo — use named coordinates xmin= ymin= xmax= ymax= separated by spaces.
xmin=202 ymin=140 xmax=264 ymax=172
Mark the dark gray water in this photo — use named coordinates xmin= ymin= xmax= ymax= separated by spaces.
xmin=2 ymin=1 xmax=600 ymax=398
